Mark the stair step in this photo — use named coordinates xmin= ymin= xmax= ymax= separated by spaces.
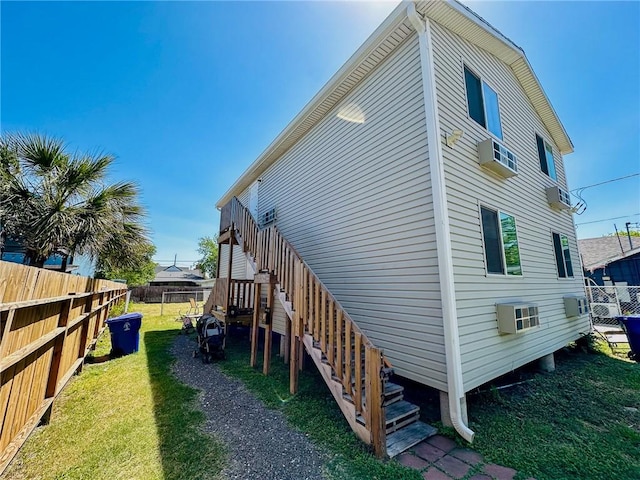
xmin=387 ymin=412 xmax=419 ymax=434
xmin=386 ymin=421 xmax=437 ymax=458
xmin=384 ymin=382 xmax=403 ymax=397
xmin=355 ymin=400 xmax=419 ymax=427
xmin=384 ymin=400 xmax=420 ymax=428
xmin=342 ymin=381 xmax=404 ymax=406
xmin=383 ymin=382 xmax=404 ymax=406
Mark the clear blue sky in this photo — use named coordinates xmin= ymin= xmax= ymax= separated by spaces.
xmin=2 ymin=1 xmax=639 ymax=267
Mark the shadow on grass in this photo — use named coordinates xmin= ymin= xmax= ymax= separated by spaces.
xmin=143 ymin=329 xmax=226 ymax=480
xmin=216 ymin=332 xmax=425 ymax=480
xmin=84 ymin=354 xmax=111 ymax=364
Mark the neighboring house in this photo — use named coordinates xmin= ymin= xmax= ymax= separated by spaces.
xmin=209 ymin=1 xmax=588 ymax=456
xmin=579 ymin=236 xmax=640 ymax=286
xmin=0 ymin=236 xmax=93 ymax=275
xmin=150 ymin=265 xmax=205 ymax=287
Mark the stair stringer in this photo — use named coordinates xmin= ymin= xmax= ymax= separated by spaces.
xmin=271 ymin=289 xmax=370 ymax=442
xmin=301 ymin=332 xmax=371 ymax=444
xmin=225 ymin=198 xmax=435 ymax=457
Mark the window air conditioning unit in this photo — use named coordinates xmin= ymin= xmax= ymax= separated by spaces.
xmin=564 ymin=295 xmax=589 ymax=318
xmin=261 ymin=207 xmax=276 ymax=227
xmin=496 ymin=302 xmax=540 ymax=334
xmin=546 ymin=185 xmax=572 ymax=210
xmin=477 ymin=138 xmax=518 ymax=178
xmin=590 ymin=303 xmax=620 ymax=319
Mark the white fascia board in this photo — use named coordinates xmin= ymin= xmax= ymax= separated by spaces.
xmin=442 ymin=0 xmax=526 ymax=56
xmin=216 ymin=1 xmax=408 ymax=209
xmin=510 ymin=57 xmax=574 ymax=154
xmin=216 ymin=0 xmax=574 ymax=210
xmin=432 ymin=0 xmax=574 ymax=154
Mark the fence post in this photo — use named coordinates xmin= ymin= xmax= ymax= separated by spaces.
xmin=124 ymin=290 xmax=131 ymax=313
xmin=44 ymin=298 xmax=74 ymax=412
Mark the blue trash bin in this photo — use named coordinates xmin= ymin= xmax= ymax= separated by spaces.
xmin=106 ymin=312 xmax=143 ymax=357
xmin=617 ymin=315 xmax=640 ymax=361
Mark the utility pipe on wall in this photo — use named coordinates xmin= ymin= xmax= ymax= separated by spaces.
xmin=406 ymin=1 xmax=475 ymax=443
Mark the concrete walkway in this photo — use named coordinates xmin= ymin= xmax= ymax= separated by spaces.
xmin=397 ymin=434 xmax=535 ymax=480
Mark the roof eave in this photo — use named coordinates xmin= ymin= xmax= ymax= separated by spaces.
xmin=432 ymin=0 xmax=574 ymax=154
xmin=215 ymin=1 xmax=410 ymax=209
xmin=216 ymin=0 xmax=574 ymax=208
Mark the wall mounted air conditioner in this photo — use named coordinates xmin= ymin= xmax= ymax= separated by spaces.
xmin=477 ymin=138 xmax=518 ymax=178
xmin=546 ymin=185 xmax=572 ymax=210
xmin=564 ymin=295 xmax=589 ymax=318
xmin=496 ymin=302 xmax=540 ymax=334
xmin=261 ymin=207 xmax=276 ymax=227
xmin=590 ymin=303 xmax=620 ymax=319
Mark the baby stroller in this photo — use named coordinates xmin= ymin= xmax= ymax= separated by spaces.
xmin=193 ymin=315 xmax=226 ymax=363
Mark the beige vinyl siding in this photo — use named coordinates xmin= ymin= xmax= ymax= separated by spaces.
xmin=218 ymin=244 xmax=249 ymax=280
xmin=271 ymin=293 xmax=287 ymax=336
xmin=236 ymin=188 xmax=251 ymax=212
xmin=241 ymin=34 xmax=446 ymax=389
xmin=431 ymin=22 xmax=588 ymax=392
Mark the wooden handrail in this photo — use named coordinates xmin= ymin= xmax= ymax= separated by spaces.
xmin=226 ymin=197 xmax=386 ymax=454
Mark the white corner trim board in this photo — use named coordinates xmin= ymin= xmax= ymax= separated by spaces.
xmin=406 ymin=1 xmax=475 ymax=443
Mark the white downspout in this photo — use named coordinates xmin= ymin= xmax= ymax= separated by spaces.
xmin=406 ymin=2 xmax=475 ymax=443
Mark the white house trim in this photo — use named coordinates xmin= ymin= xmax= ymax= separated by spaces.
xmin=416 ymin=0 xmax=573 ymax=154
xmin=407 ymin=2 xmax=474 ymax=443
xmin=217 ymin=0 xmax=573 ymax=209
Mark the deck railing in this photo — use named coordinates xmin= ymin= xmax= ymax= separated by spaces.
xmin=212 ymin=277 xmax=229 ymax=310
xmin=0 ymin=261 xmax=127 ymax=475
xmin=211 ymin=277 xmax=255 ymax=312
xmin=229 ymin=279 xmax=255 ymax=311
xmin=225 ymin=197 xmax=386 ymax=454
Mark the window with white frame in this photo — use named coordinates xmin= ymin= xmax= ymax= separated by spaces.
xmin=536 ymin=134 xmax=557 ymax=180
xmin=552 ymin=232 xmax=574 ymax=278
xmin=464 ymin=66 xmax=503 ymax=140
xmin=480 ymin=206 xmax=522 ymax=276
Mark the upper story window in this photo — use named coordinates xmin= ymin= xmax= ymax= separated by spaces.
xmin=536 ymin=134 xmax=557 ymax=180
xmin=464 ymin=66 xmax=503 ymax=140
xmin=552 ymin=232 xmax=574 ymax=278
xmin=480 ymin=206 xmax=522 ymax=276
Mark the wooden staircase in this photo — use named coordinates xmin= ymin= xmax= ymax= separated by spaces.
xmin=219 ymin=197 xmax=436 ymax=457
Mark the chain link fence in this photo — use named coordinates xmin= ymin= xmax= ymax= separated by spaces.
xmin=585 ymin=284 xmax=640 ymax=326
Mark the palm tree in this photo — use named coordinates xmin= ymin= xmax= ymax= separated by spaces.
xmin=0 ymin=132 xmax=150 ymax=270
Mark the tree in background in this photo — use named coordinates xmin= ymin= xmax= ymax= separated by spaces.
xmin=195 ymin=235 xmax=218 ymax=278
xmin=95 ymin=243 xmax=157 ymax=287
xmin=0 ymin=132 xmax=151 ymax=270
xmin=606 ymin=229 xmax=640 ymax=237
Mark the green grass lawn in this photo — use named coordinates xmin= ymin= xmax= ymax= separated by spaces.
xmin=1 ymin=302 xmax=225 ymax=480
xmin=464 ymin=342 xmax=640 ymax=480
xmin=3 ymin=302 xmax=638 ymax=480
xmin=217 ymin=331 xmax=422 ymax=480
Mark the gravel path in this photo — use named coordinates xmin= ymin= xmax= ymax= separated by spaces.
xmin=171 ymin=334 xmax=328 ymax=480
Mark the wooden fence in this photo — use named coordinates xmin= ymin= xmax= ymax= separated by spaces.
xmin=130 ymin=285 xmax=210 ymax=304
xmin=0 ymin=261 xmax=127 ymax=475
